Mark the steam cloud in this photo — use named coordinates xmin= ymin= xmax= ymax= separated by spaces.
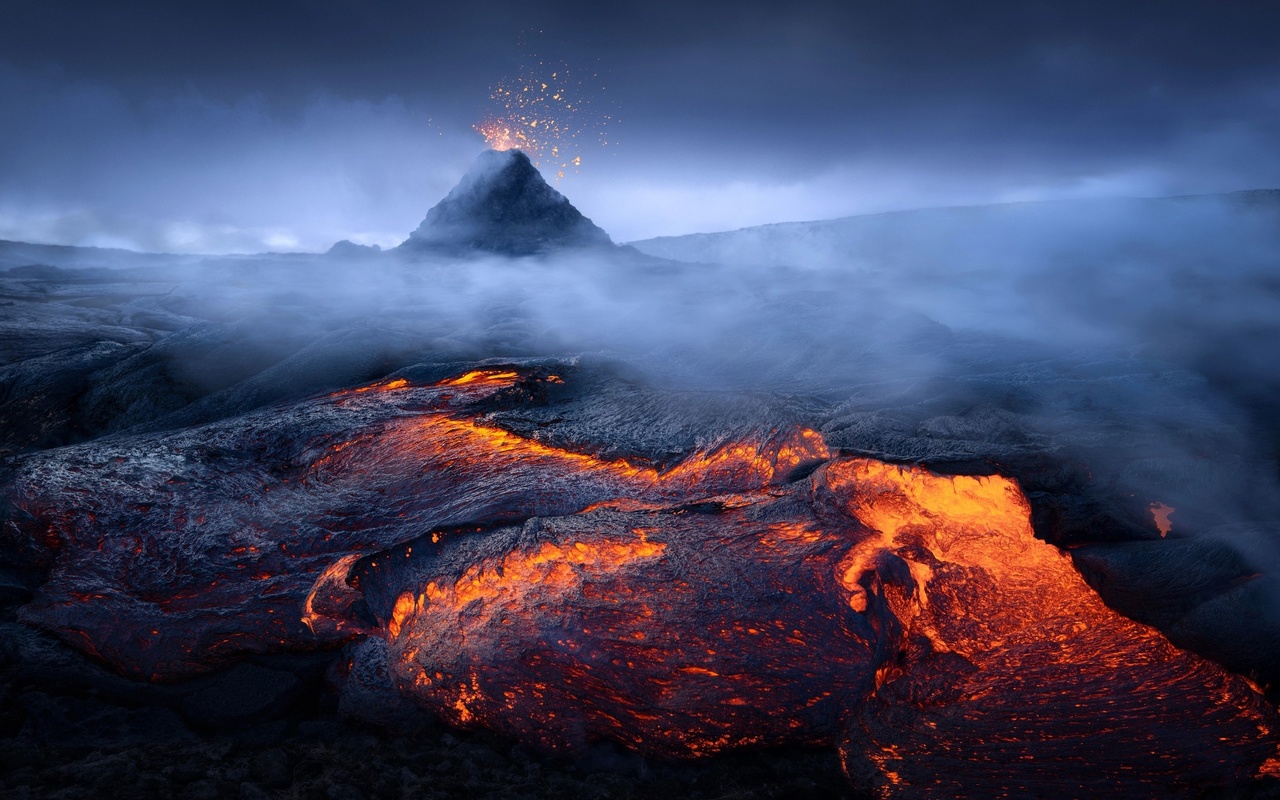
xmin=114 ymin=190 xmax=1280 ymax=580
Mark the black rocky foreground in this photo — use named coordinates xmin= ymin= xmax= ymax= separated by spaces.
xmin=3 ymin=156 xmax=1280 ymax=798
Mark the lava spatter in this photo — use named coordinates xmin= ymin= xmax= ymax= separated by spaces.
xmin=472 ymin=53 xmax=613 ymax=181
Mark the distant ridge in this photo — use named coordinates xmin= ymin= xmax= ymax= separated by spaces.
xmin=0 ymin=239 xmax=200 ymax=271
xmin=627 ymin=188 xmax=1280 ymax=267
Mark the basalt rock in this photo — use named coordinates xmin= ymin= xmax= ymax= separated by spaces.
xmin=179 ymin=663 xmax=303 ymax=729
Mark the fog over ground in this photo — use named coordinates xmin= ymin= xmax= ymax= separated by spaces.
xmin=56 ymin=185 xmax=1274 ymax=561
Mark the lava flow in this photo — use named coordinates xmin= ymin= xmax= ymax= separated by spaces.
xmin=5 ymin=364 xmax=1278 ymax=796
xmin=318 ymin=456 xmax=1280 ymax=797
xmin=347 ymin=499 xmax=879 ymax=757
xmin=6 ymin=367 xmax=824 ymax=679
xmin=828 ymin=460 xmax=1278 ymax=797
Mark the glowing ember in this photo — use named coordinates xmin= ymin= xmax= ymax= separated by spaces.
xmin=473 ymin=52 xmax=612 ymax=180
xmin=1150 ymin=501 xmax=1176 ymax=537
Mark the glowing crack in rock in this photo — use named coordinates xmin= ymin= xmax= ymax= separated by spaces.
xmin=7 ymin=367 xmax=824 ymax=679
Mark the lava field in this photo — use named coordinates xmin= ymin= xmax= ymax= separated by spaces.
xmin=2 ymin=151 xmax=1280 ymax=799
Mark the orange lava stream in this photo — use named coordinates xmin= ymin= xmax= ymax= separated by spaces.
xmin=348 ymin=445 xmax=1280 ymax=793
xmin=824 ymin=460 xmax=1279 ymax=797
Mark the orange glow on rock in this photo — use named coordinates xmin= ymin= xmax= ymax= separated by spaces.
xmin=377 ymin=504 xmax=880 ymax=756
xmin=821 ymin=460 xmax=1280 ymax=796
xmin=441 ymin=370 xmax=520 ymax=386
xmin=11 ymin=366 xmax=833 ymax=679
xmin=830 ymin=459 xmax=1055 ymax=640
xmin=1150 ymin=501 xmax=1175 ymax=537
xmin=330 ymin=453 xmax=1280 ymax=790
xmin=11 ymin=362 xmax=1280 ymax=794
xmin=352 ymin=377 xmax=409 ymax=393
xmin=423 ymin=537 xmax=667 ymax=612
xmin=301 ymin=553 xmax=365 ymax=637
xmin=388 ymin=591 xmax=417 ymax=639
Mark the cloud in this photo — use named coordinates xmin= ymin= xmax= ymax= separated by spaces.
xmin=0 ymin=64 xmax=482 ymax=253
xmin=2 ymin=1 xmax=1280 ymax=253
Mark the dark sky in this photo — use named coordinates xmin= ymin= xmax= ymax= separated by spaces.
xmin=2 ymin=0 xmax=1278 ymax=251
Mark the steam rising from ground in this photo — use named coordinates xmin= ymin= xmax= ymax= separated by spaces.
xmin=174 ymin=193 xmax=1279 ymax=397
xmin=139 ymin=193 xmax=1280 ymax=568
xmin=12 ymin=191 xmax=1280 ymax=598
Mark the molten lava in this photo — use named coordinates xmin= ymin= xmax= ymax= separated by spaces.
xmin=828 ymin=461 xmax=1276 ymax=796
xmin=9 ymin=367 xmax=825 ymax=678
xmin=365 ymin=504 xmax=879 ymax=756
xmin=7 ymin=364 xmax=1279 ymax=795
xmin=316 ymin=451 xmax=1280 ymax=795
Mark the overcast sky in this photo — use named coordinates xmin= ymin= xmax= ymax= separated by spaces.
xmin=1 ymin=0 xmax=1278 ymax=252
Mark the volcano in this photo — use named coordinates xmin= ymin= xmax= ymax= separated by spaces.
xmin=398 ymin=149 xmax=614 ymax=257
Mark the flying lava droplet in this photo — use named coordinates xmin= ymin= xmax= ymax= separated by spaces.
xmin=473 ymin=48 xmax=613 ymax=181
